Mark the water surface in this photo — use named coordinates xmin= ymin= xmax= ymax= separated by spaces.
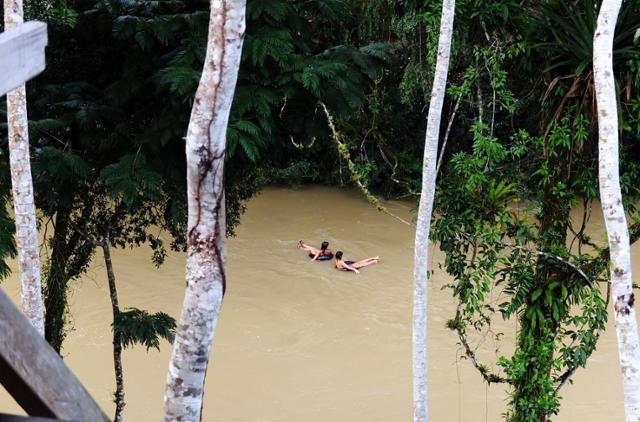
xmin=0 ymin=186 xmax=635 ymax=421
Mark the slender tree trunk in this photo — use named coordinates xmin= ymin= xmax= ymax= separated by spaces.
xmin=101 ymin=239 xmax=125 ymax=422
xmin=163 ymin=1 xmax=245 ymax=420
xmin=435 ymin=92 xmax=462 ymax=176
xmin=510 ymin=137 xmax=573 ymax=422
xmin=594 ymin=1 xmax=640 ymax=420
xmin=4 ymin=0 xmax=45 ymax=336
xmin=44 ymin=198 xmax=95 ymax=353
xmin=413 ymin=1 xmax=455 ymax=421
xmin=476 ymin=76 xmax=483 ymax=125
xmin=44 ymin=206 xmax=70 ymax=352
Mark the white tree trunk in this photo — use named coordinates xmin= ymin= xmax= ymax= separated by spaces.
xmin=163 ymin=1 xmax=245 ymax=421
xmin=594 ymin=1 xmax=640 ymax=420
xmin=413 ymin=1 xmax=455 ymax=421
xmin=4 ymin=0 xmax=45 ymax=336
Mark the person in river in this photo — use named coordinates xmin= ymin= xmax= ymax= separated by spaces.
xmin=334 ymin=251 xmax=379 ymax=274
xmin=297 ymin=240 xmax=335 ymax=261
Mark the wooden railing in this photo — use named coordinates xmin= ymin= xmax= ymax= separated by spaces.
xmin=0 ymin=289 xmax=109 ymax=421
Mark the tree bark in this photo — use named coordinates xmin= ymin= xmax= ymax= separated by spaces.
xmin=594 ymin=1 xmax=640 ymax=420
xmin=101 ymin=239 xmax=125 ymax=422
xmin=413 ymin=1 xmax=455 ymax=421
xmin=163 ymin=1 xmax=245 ymax=421
xmin=4 ymin=0 xmax=45 ymax=336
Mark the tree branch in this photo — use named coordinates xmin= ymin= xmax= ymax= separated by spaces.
xmin=580 ymin=220 xmax=640 ymax=278
xmin=321 ymin=102 xmax=414 ymax=227
xmin=436 ymin=92 xmax=462 ymax=177
xmin=554 ymin=281 xmax=611 ymax=393
xmin=449 ymin=241 xmax=508 ymax=385
xmin=452 ymin=323 xmax=508 ymax=384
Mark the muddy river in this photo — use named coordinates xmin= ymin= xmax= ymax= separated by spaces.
xmin=0 ymin=186 xmax=637 ymax=421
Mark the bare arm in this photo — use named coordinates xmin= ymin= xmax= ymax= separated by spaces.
xmin=344 ymin=264 xmax=360 ymax=274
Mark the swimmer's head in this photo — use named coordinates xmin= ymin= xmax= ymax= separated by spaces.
xmin=321 ymin=241 xmax=329 ymax=250
xmin=335 ymin=251 xmax=343 ymax=260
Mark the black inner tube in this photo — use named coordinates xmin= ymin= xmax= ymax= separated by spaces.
xmin=342 ymin=260 xmax=355 ymax=271
xmin=309 ymin=252 xmax=334 ymax=261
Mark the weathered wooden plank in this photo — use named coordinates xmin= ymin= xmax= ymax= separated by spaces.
xmin=0 ymin=289 xmax=109 ymax=421
xmin=0 ymin=413 xmax=72 ymax=422
xmin=0 ymin=21 xmax=47 ymax=96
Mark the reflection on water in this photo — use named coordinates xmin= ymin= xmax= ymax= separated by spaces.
xmin=0 ymin=186 xmax=636 ymax=421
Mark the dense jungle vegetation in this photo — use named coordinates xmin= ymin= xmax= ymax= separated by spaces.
xmin=1 ymin=0 xmax=639 ymax=420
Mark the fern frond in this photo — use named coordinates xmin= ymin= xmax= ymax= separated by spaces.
xmin=114 ymin=308 xmax=176 ymax=351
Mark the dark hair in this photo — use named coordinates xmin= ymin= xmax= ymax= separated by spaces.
xmin=321 ymin=241 xmax=329 ymax=250
xmin=335 ymin=251 xmax=343 ymax=260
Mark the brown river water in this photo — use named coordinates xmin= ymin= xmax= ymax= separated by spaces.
xmin=0 ymin=186 xmax=637 ymax=421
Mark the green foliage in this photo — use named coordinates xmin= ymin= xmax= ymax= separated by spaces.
xmin=99 ymin=154 xmax=163 ymax=207
xmin=535 ymin=0 xmax=640 ymax=133
xmin=107 ymin=0 xmax=389 ymax=191
xmin=48 ymin=2 xmax=79 ymax=27
xmin=114 ymin=308 xmax=176 ymax=351
xmin=237 ymin=0 xmax=390 ymax=183
xmin=227 ymin=120 xmax=264 ymax=162
xmin=428 ymin=21 xmax=640 ymax=406
xmin=498 ymin=326 xmax=561 ymax=422
xmin=9 ymin=0 xmax=196 ymax=350
xmin=428 ymin=13 xmax=640 ymax=419
xmin=0 ymin=0 xmax=637 ymax=417
xmin=434 ymin=121 xmax=613 ymax=420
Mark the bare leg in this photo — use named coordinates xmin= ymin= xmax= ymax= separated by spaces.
xmin=351 ymin=257 xmax=380 ymax=269
xmin=297 ymin=240 xmax=320 ymax=255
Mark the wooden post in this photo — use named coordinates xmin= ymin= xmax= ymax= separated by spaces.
xmin=0 ymin=289 xmax=109 ymax=421
xmin=0 ymin=21 xmax=47 ymax=97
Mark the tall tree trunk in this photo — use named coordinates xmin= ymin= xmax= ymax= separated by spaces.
xmin=44 ymin=205 xmax=70 ymax=352
xmin=594 ymin=1 xmax=640 ymax=420
xmin=44 ymin=198 xmax=95 ymax=353
xmin=4 ymin=0 xmax=45 ymax=336
xmin=163 ymin=1 xmax=245 ymax=420
xmin=510 ymin=131 xmax=573 ymax=422
xmin=413 ymin=1 xmax=455 ymax=421
xmin=101 ymin=239 xmax=125 ymax=422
